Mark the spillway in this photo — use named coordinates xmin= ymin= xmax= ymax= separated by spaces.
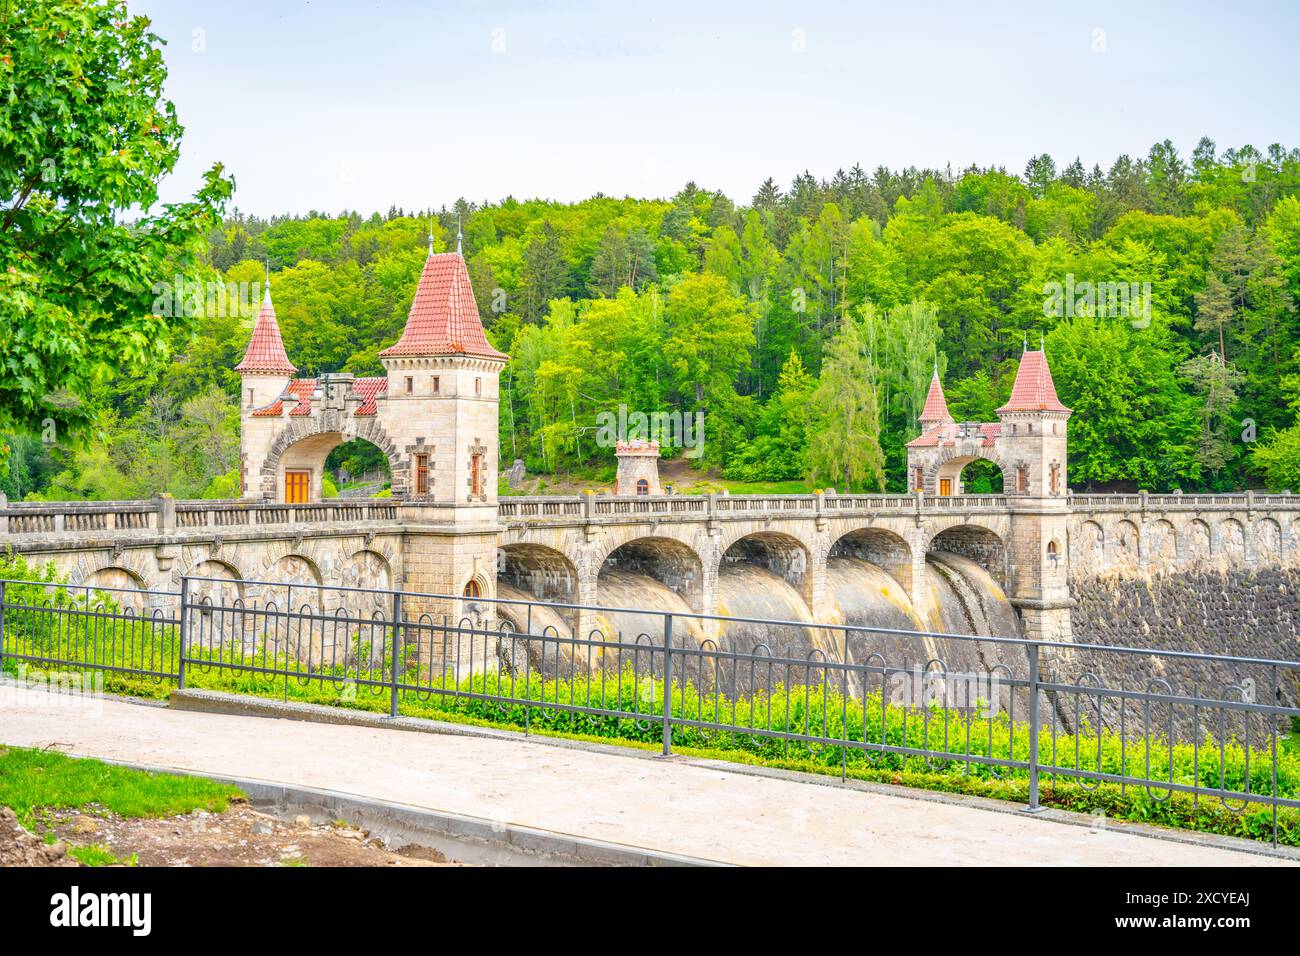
xmin=492 ymin=550 xmax=1025 ymax=697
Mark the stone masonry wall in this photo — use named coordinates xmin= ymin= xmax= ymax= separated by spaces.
xmin=1066 ymin=566 xmax=1300 ymax=737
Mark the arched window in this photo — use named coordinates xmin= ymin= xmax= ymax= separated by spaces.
xmin=635 ymin=479 xmax=649 ymax=496
xmin=463 ymin=579 xmax=481 ymax=598
xmin=1047 ymin=540 xmax=1059 ymax=558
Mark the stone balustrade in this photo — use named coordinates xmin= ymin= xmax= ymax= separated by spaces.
xmin=4 ymin=491 xmax=1295 ymax=541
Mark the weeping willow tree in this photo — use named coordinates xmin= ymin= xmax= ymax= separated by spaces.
xmin=808 ymin=312 xmax=885 ymax=491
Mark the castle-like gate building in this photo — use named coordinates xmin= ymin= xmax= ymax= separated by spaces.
xmin=234 ymin=240 xmax=507 ymax=605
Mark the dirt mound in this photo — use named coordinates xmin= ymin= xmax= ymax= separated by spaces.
xmin=0 ymin=807 xmax=82 ymax=867
xmin=38 ymin=804 xmax=459 ymax=867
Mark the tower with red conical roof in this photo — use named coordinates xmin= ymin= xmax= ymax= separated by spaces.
xmin=236 ymin=281 xmax=297 ymax=496
xmin=996 ymin=348 xmax=1071 ymax=498
xmin=997 ymin=346 xmax=1074 ymax=644
xmin=378 ymin=233 xmax=507 ymax=515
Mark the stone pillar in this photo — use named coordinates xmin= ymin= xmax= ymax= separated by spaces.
xmin=1007 ymin=497 xmax=1074 ymax=643
xmin=806 ymin=538 xmax=832 ymax=621
xmin=575 ymin=560 xmax=601 ymax=644
xmin=908 ymin=506 xmax=929 ymax=609
xmin=698 ymin=536 xmax=722 ymax=639
xmin=399 ymin=503 xmax=501 ymax=677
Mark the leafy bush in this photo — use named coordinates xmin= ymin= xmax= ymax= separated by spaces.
xmin=201 ymin=469 xmax=241 ymax=499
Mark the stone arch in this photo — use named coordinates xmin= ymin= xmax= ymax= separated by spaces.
xmin=1074 ymin=520 xmax=1105 ymax=571
xmin=338 ymin=549 xmax=392 ymax=591
xmin=927 ymin=523 xmax=1006 ymax=584
xmin=78 ymin=563 xmax=150 ymax=610
xmin=462 ymin=570 xmax=492 ymax=598
xmin=186 ymin=558 xmax=245 ymax=605
xmin=1255 ymin=517 xmax=1282 ymax=562
xmin=829 ymin=526 xmax=913 ymax=595
xmin=181 ymin=558 xmax=246 ymax=652
xmin=599 ymin=535 xmax=705 ymax=612
xmin=497 ymin=543 xmax=578 ymax=605
xmin=336 ymin=549 xmax=393 ymax=619
xmin=926 ymin=449 xmax=1007 ymax=496
xmin=1218 ymin=518 xmax=1246 ymax=565
xmin=264 ymin=552 xmax=325 ymax=610
xmin=259 ymin=416 xmax=401 ymax=502
xmin=1182 ymin=518 xmax=1211 ymax=564
xmin=1147 ymin=519 xmax=1177 ymax=562
xmin=1111 ymin=519 xmax=1139 ymax=566
xmin=721 ymin=531 xmax=812 ymax=603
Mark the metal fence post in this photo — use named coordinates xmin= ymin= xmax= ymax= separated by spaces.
xmin=177 ymin=576 xmax=189 ymax=689
xmin=1025 ymin=641 xmax=1041 ymax=812
xmin=0 ymin=579 xmax=7 ymax=671
xmin=661 ymin=613 xmax=673 ymax=756
xmin=390 ymin=590 xmax=403 ymax=718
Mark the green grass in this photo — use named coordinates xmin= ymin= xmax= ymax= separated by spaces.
xmin=0 ymin=746 xmax=243 ymax=831
xmin=67 ymin=843 xmax=138 ymax=867
xmin=683 ymin=478 xmax=818 ymax=495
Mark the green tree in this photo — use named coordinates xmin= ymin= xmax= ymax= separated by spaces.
xmin=1177 ymin=353 xmax=1244 ymax=477
xmin=0 ymin=0 xmax=232 ymax=438
xmin=1046 ymin=316 xmax=1200 ymax=490
xmin=808 ymin=316 xmax=885 ymax=491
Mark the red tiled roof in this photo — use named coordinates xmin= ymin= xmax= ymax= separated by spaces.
xmin=919 ymin=371 xmax=952 ymax=424
xmin=235 ymin=291 xmax=297 ymax=375
xmin=997 ymin=350 xmax=1070 ymax=414
xmin=250 ymin=377 xmax=388 ymax=418
xmin=352 ymin=377 xmax=387 ymax=415
xmin=379 ymin=252 xmax=508 ymax=361
xmin=251 ymin=378 xmax=314 ymax=418
xmin=905 ymin=421 xmax=1001 ymax=449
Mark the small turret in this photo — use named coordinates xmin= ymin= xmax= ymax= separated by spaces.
xmin=615 ymin=440 xmax=661 ymax=496
xmin=236 ymin=281 xmax=297 ymax=409
xmin=919 ymin=366 xmax=953 ymax=427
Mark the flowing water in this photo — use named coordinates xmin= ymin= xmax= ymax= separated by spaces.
xmin=493 ymin=551 xmax=1026 ymax=696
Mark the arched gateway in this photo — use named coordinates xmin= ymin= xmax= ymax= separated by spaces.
xmin=235 ymin=233 xmax=507 ymax=607
xmin=905 ymin=350 xmax=1075 ymax=640
xmin=237 ymin=236 xmax=506 ymax=507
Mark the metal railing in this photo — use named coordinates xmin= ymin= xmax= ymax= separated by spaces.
xmin=1 ymin=575 xmax=1297 ymax=847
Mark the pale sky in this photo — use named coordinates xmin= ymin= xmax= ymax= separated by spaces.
xmin=129 ymin=0 xmax=1300 ymax=216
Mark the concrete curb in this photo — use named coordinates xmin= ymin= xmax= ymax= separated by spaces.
xmin=67 ymin=752 xmax=727 ymax=868
xmin=170 ymin=687 xmax=1300 ymax=864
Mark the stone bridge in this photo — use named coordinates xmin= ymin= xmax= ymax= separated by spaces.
xmin=3 ymin=490 xmax=1297 ymax=644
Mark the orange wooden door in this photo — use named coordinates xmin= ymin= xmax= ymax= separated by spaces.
xmin=938 ymin=478 xmax=953 ymax=496
xmin=285 ymin=470 xmax=310 ymax=504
